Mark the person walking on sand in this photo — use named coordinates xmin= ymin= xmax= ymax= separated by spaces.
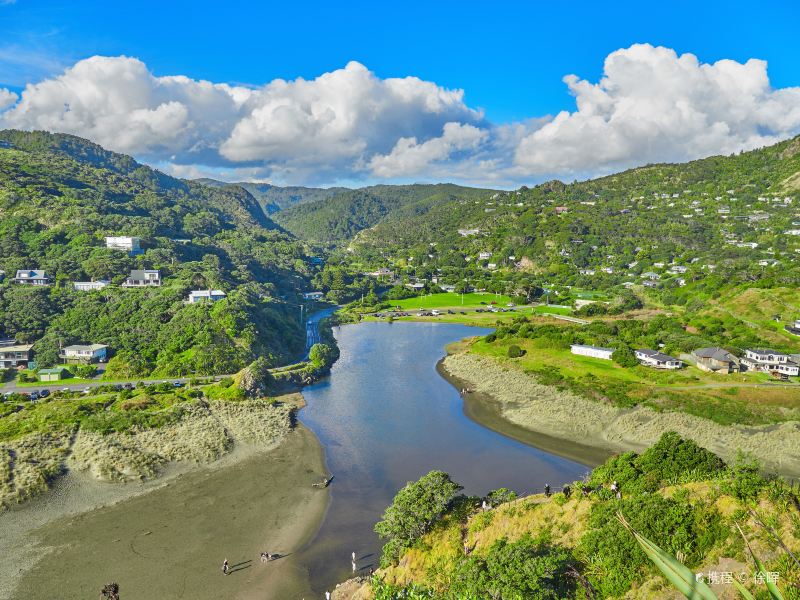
xmin=222 ymin=559 xmax=229 ymax=575
xmin=351 ymin=551 xmax=356 ymax=562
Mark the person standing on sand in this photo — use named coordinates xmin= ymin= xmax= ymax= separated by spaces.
xmin=325 ymin=591 xmax=331 ymax=600
xmin=544 ymin=483 xmax=550 ymax=497
xmin=222 ymin=559 xmax=229 ymax=575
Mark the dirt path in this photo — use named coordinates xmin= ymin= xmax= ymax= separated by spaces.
xmin=8 ymin=426 xmax=329 ymax=600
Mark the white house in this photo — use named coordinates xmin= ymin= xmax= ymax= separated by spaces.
xmin=59 ymin=343 xmax=108 ymax=364
xmin=479 ymin=251 xmax=493 ymax=260
xmin=635 ymin=349 xmax=682 ymax=369
xmin=12 ymin=269 xmax=51 ymax=286
xmin=73 ymin=280 xmax=110 ymax=291
xmin=122 ymin=269 xmax=161 ymax=287
xmin=302 ymin=291 xmax=325 ymax=301
xmin=105 ymin=236 xmax=141 ymax=254
xmin=457 ymin=228 xmax=480 ymax=237
xmin=571 ymin=344 xmax=615 ymax=360
xmin=188 ymin=289 xmax=227 ymax=304
xmin=740 ymin=349 xmax=799 ymax=376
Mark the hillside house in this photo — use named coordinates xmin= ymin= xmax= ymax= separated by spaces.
xmin=692 ymin=347 xmax=739 ymax=374
xmin=0 ymin=342 xmax=33 ymax=368
xmin=12 ymin=269 xmax=51 ymax=286
xmin=367 ymin=268 xmax=394 ymax=279
xmin=571 ymin=344 xmax=614 ymax=360
xmin=740 ymin=349 xmax=800 ymax=376
xmin=641 ymin=272 xmax=660 ymax=280
xmin=555 ymin=206 xmax=569 ymax=214
xmin=122 ymin=269 xmax=161 ymax=287
xmin=302 ymin=291 xmax=325 ymax=301
xmin=59 ymin=344 xmax=109 ymax=364
xmin=479 ymin=251 xmax=493 ymax=260
xmin=105 ymin=236 xmax=142 ymax=255
xmin=188 ymin=289 xmax=227 ymax=304
xmin=73 ymin=280 xmax=110 ymax=291
xmin=457 ymin=228 xmax=480 ymax=236
xmin=635 ymin=349 xmax=682 ymax=369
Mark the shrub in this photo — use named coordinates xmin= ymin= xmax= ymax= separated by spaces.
xmin=484 ymin=333 xmax=497 ymax=343
xmin=612 ymin=345 xmax=639 ymax=368
xmin=374 ymin=471 xmax=463 ymax=565
xmin=580 ymin=495 xmax=725 ymax=598
xmin=720 ymin=452 xmax=770 ymax=502
xmin=448 ymin=535 xmax=575 ymax=599
xmin=486 ymin=487 xmax=517 ymax=507
xmin=636 ymin=431 xmax=726 ymax=484
xmin=507 ymin=344 xmax=526 ymax=358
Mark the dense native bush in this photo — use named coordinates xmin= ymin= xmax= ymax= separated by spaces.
xmin=580 ymin=494 xmax=726 ymax=598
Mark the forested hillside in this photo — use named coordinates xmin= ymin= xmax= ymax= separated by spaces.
xmin=326 ymin=136 xmax=800 ymax=303
xmin=195 ymin=178 xmax=347 ymax=215
xmin=0 ymin=130 xmax=314 ymax=376
xmin=272 ymin=183 xmax=494 ymax=243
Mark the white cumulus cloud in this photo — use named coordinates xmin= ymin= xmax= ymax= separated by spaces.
xmin=513 ymin=43 xmax=800 ymax=177
xmin=369 ymin=122 xmax=488 ymax=177
xmin=2 ymin=45 xmax=800 ymax=186
xmin=0 ymin=88 xmax=17 ymax=110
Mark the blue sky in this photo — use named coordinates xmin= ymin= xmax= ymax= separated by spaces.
xmin=2 ymin=1 xmax=800 ymax=187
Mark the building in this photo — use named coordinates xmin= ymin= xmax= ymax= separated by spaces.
xmin=0 ymin=342 xmax=33 ymax=368
xmin=105 ymin=236 xmax=142 ymax=255
xmin=457 ymin=228 xmax=480 ymax=237
xmin=188 ymin=289 xmax=227 ymax=304
xmin=73 ymin=280 xmax=110 ymax=291
xmin=39 ymin=367 xmax=70 ymax=382
xmin=366 ymin=268 xmax=394 ymax=279
xmin=740 ymin=349 xmax=799 ymax=376
xmin=635 ymin=349 xmax=682 ymax=369
xmin=302 ymin=291 xmax=325 ymax=301
xmin=692 ymin=347 xmax=739 ymax=374
xmin=12 ymin=269 xmax=51 ymax=286
xmin=571 ymin=344 xmax=615 ymax=360
xmin=479 ymin=251 xmax=493 ymax=260
xmin=122 ymin=269 xmax=161 ymax=287
xmin=59 ymin=344 xmax=109 ymax=364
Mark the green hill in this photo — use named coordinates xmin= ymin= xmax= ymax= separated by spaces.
xmin=194 ymin=178 xmax=347 ymax=215
xmin=271 ymin=183 xmax=496 ymax=243
xmin=0 ymin=130 xmax=315 ymax=376
xmin=355 ymin=433 xmax=799 ymax=599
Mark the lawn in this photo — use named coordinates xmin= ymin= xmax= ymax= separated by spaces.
xmin=469 ymin=336 xmax=800 ymax=425
xmin=391 ymin=292 xmax=518 ymax=310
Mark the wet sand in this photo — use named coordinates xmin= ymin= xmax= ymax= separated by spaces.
xmin=6 ymin=425 xmax=329 ymax=600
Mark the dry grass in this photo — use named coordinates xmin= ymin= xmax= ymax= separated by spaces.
xmin=0 ymin=431 xmax=72 ymax=509
xmin=443 ymin=352 xmax=800 ymax=477
xmin=1 ymin=397 xmax=295 ymax=504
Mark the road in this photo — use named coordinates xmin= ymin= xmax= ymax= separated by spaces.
xmin=2 ymin=307 xmax=339 ymax=395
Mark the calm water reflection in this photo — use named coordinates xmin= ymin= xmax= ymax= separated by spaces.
xmin=297 ymin=321 xmax=589 ymax=594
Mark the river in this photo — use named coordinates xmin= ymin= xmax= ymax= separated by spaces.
xmin=3 ymin=320 xmax=592 ymax=600
xmin=294 ymin=321 xmax=590 ymax=595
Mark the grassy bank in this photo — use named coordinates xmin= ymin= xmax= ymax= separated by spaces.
xmin=352 ymin=435 xmax=799 ymax=600
xmin=442 ymin=351 xmax=800 ymax=478
xmin=0 ymin=382 xmax=300 ymax=509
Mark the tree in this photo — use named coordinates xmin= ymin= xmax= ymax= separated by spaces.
xmin=309 ymin=343 xmax=336 ymax=368
xmin=612 ymin=345 xmax=639 ymax=368
xmin=375 ymin=471 xmax=463 ymax=565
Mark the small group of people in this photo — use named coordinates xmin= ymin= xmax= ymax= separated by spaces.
xmin=544 ymin=481 xmax=621 ymax=499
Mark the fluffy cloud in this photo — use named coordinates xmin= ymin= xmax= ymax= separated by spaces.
xmin=0 ymin=88 xmax=17 ymax=110
xmin=369 ymin=122 xmax=488 ymax=177
xmin=514 ymin=44 xmax=800 ymax=176
xmin=2 ymin=45 xmax=800 ymax=186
